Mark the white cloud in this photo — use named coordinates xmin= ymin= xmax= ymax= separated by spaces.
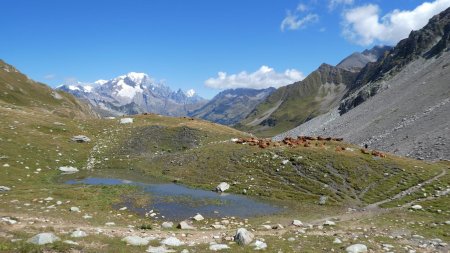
xmin=342 ymin=0 xmax=450 ymax=45
xmin=329 ymin=0 xmax=354 ymax=10
xmin=44 ymin=74 xmax=56 ymax=80
xmin=281 ymin=12 xmax=319 ymax=31
xmin=297 ymin=3 xmax=308 ymax=12
xmin=204 ymin=66 xmax=305 ymax=90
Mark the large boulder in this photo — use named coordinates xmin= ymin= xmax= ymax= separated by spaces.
xmin=346 ymin=244 xmax=368 ymax=253
xmin=122 ymin=235 xmax=150 ymax=246
xmin=234 ymin=228 xmax=254 ymax=245
xmin=71 ymin=135 xmax=91 ymax=143
xmin=216 ymin=182 xmax=230 ymax=192
xmin=27 ymin=233 xmax=60 ymax=245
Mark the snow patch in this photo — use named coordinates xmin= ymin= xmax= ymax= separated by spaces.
xmin=116 ymin=79 xmax=143 ymax=99
xmin=186 ymin=89 xmax=196 ymax=97
xmin=94 ymin=79 xmax=108 ymax=85
xmin=68 ymin=85 xmax=81 ymax=91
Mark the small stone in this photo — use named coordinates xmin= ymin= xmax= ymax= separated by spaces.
xmin=216 ymin=182 xmax=230 ymax=192
xmin=333 ymin=238 xmax=342 ymax=244
xmin=70 ymin=230 xmax=87 ymax=238
xmin=122 ymin=235 xmax=150 ymax=246
xmin=146 ymin=245 xmax=175 ymax=253
xmin=58 ymin=166 xmax=79 ymax=174
xmin=292 ymin=220 xmax=303 ymax=227
xmin=105 ymin=222 xmax=115 ymax=226
xmin=70 ymin=207 xmax=80 ymax=212
xmin=411 ymin=205 xmax=423 ymax=210
xmin=253 ymin=240 xmax=267 ymax=250
xmin=209 ymin=243 xmax=230 ymax=251
xmin=71 ymin=135 xmax=91 ymax=143
xmin=324 ymin=220 xmax=336 ymax=226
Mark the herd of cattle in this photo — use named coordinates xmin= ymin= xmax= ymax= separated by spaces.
xmin=234 ymin=136 xmax=386 ymax=158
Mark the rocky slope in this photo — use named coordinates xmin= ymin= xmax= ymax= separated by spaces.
xmin=276 ymin=7 xmax=450 ymax=161
xmin=189 ymin=88 xmax=275 ymax=125
xmin=57 ymin=72 xmax=208 ymax=117
xmin=236 ymin=64 xmax=359 ymax=137
xmin=336 ymin=45 xmax=391 ymax=72
xmin=0 ymin=59 xmax=98 ymax=119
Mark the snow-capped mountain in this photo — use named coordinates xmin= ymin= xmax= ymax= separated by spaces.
xmin=57 ymin=72 xmax=207 ymax=116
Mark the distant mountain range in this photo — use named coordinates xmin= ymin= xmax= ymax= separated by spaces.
xmin=189 ymin=88 xmax=275 ymax=125
xmin=57 ymin=72 xmax=207 ymax=116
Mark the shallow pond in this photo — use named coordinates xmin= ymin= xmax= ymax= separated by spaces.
xmin=66 ymin=177 xmax=280 ymax=220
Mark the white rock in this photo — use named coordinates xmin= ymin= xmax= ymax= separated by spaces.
xmin=180 ymin=249 xmax=189 ymax=253
xmin=177 ymin=221 xmax=195 ymax=230
xmin=292 ymin=220 xmax=303 ymax=227
xmin=333 ymin=238 xmax=342 ymax=244
xmin=162 ymin=221 xmax=174 ymax=228
xmin=161 ymin=237 xmax=184 ymax=247
xmin=411 ymin=205 xmax=423 ymax=210
xmin=209 ymin=243 xmax=230 ymax=251
xmin=1 ymin=217 xmax=17 ymax=225
xmin=234 ymin=228 xmax=254 ymax=245
xmin=260 ymin=225 xmax=272 ymax=230
xmin=70 ymin=230 xmax=87 ymax=238
xmin=119 ymin=207 xmax=127 ymax=211
xmin=216 ymin=182 xmax=230 ymax=192
xmin=70 ymin=207 xmax=80 ymax=212
xmin=253 ymin=240 xmax=267 ymax=250
xmin=445 ymin=221 xmax=450 ymax=225
xmin=63 ymin=240 xmax=79 ymax=245
xmin=120 ymin=118 xmax=134 ymax=124
xmin=27 ymin=233 xmax=60 ymax=245
xmin=58 ymin=166 xmax=79 ymax=174
xmin=281 ymin=160 xmax=289 ymax=165
xmin=105 ymin=222 xmax=115 ymax=226
xmin=0 ymin=186 xmax=11 ymax=192
xmin=83 ymin=214 xmax=93 ymax=219
xmin=346 ymin=244 xmax=368 ymax=253
xmin=192 ymin=213 xmax=204 ymax=221
xmin=71 ymin=135 xmax=91 ymax=143
xmin=122 ymin=235 xmax=150 ymax=246
xmin=324 ymin=220 xmax=336 ymax=226
xmin=147 ymin=246 xmax=175 ymax=253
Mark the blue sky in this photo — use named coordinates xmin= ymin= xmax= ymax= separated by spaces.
xmin=1 ymin=0 xmax=448 ymax=98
